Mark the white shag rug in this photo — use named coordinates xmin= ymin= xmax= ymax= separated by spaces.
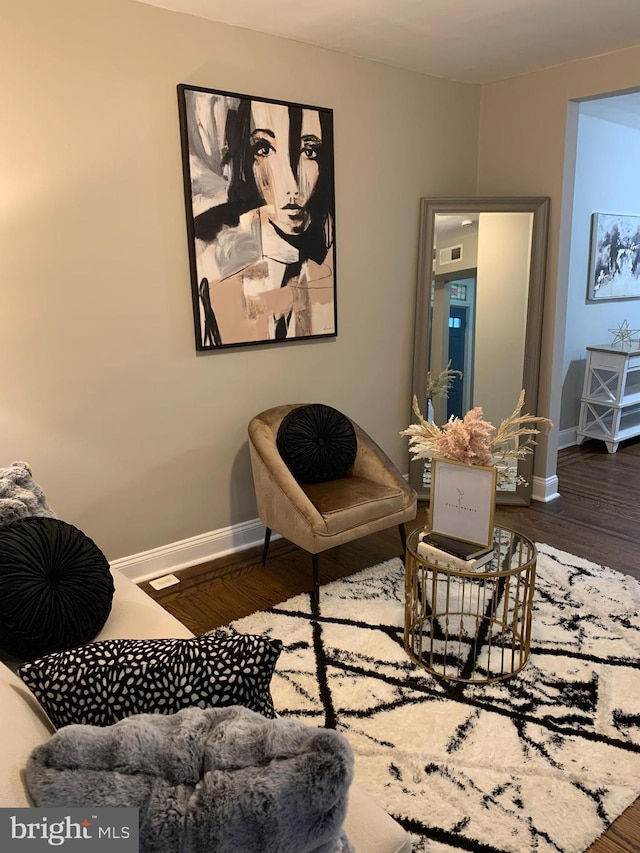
xmin=232 ymin=543 xmax=640 ymax=853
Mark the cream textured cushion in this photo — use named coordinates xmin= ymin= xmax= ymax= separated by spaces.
xmin=0 ymin=663 xmax=52 ymax=807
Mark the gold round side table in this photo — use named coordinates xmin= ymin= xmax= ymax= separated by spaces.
xmin=404 ymin=526 xmax=537 ymax=683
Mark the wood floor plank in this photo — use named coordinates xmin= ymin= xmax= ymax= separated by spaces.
xmin=140 ymin=440 xmax=640 ymax=853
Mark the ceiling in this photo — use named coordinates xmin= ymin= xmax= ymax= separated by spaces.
xmin=581 ymin=92 xmax=640 ymax=131
xmin=135 ymin=0 xmax=640 ymax=84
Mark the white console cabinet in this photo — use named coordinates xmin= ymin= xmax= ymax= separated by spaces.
xmin=577 ymin=343 xmax=640 ymax=453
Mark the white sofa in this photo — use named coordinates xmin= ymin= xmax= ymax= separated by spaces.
xmin=0 ymin=567 xmax=411 ymax=853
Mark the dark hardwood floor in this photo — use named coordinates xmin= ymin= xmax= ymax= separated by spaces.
xmin=141 ymin=439 xmax=640 ymax=853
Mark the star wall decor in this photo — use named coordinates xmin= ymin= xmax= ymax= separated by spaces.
xmin=609 ymin=320 xmax=640 ymax=347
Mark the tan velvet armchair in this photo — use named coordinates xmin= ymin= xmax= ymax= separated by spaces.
xmin=248 ymin=404 xmax=417 ymax=602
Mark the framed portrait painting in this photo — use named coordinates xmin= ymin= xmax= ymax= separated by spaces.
xmin=587 ymin=212 xmax=640 ymax=301
xmin=177 ymin=84 xmax=337 ymax=351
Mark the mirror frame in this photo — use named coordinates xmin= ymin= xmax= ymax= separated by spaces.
xmin=409 ymin=196 xmax=550 ymax=506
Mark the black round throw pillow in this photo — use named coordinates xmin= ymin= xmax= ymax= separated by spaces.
xmin=276 ymin=404 xmax=358 ymax=483
xmin=0 ymin=517 xmax=114 ymax=660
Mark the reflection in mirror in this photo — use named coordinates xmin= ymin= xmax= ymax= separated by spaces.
xmin=409 ymin=198 xmax=550 ymax=506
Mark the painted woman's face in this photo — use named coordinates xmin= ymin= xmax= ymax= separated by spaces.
xmin=250 ymin=102 xmax=322 ymax=235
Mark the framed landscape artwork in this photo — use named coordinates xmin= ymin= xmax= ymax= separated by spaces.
xmin=177 ymin=84 xmax=337 ymax=351
xmin=587 ymin=212 xmax=640 ymax=301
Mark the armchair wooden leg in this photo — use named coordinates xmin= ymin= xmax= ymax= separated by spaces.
xmin=311 ymin=553 xmax=320 ymax=605
xmin=398 ymin=523 xmax=407 ymax=555
xmin=261 ymin=528 xmax=272 ymax=566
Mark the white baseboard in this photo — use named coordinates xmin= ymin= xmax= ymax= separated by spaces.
xmin=113 ymin=473 xmax=415 ymax=585
xmin=532 ymin=474 xmax=560 ymax=503
xmin=558 ymin=427 xmax=578 ymax=450
xmin=115 ymin=468 xmax=543 ymax=584
xmin=110 ymin=518 xmax=277 ymax=584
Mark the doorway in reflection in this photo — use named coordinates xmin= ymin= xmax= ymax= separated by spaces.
xmin=448 ymin=304 xmax=466 ymax=418
xmin=430 ymin=272 xmax=477 ymax=420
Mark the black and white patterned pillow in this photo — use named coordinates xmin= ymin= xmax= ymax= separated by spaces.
xmin=18 ymin=631 xmax=282 ymax=729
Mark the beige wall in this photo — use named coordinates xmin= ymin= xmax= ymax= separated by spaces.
xmin=0 ymin=0 xmax=479 ymax=559
xmin=478 ymin=46 xmax=640 ymax=483
xmin=475 ymin=213 xmax=532 ymax=429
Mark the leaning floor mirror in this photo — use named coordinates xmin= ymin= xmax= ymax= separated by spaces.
xmin=409 ymin=196 xmax=550 ymax=505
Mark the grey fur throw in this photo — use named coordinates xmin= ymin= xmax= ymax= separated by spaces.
xmin=26 ymin=705 xmax=355 ymax=853
xmin=0 ymin=461 xmax=55 ymax=525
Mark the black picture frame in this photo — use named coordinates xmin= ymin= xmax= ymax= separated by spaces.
xmin=587 ymin=212 xmax=640 ymax=301
xmin=177 ymin=84 xmax=337 ymax=351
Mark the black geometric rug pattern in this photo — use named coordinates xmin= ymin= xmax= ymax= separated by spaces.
xmin=231 ymin=543 xmax=640 ymax=852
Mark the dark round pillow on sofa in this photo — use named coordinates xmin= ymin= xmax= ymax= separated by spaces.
xmin=0 ymin=517 xmax=114 ymax=660
xmin=276 ymin=404 xmax=358 ymax=483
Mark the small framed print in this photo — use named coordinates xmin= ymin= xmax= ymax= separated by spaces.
xmin=428 ymin=458 xmax=496 ymax=548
